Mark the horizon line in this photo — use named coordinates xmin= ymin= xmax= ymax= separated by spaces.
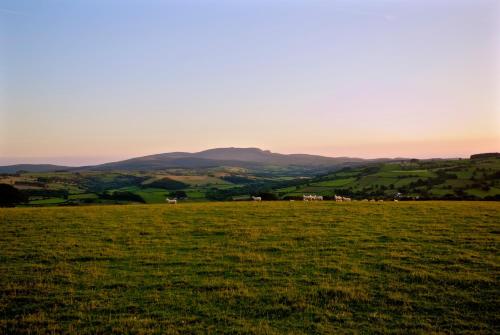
xmin=1 ymin=146 xmax=495 ymax=167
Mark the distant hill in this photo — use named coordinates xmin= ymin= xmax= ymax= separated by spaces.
xmin=193 ymin=147 xmax=365 ymax=165
xmin=9 ymin=147 xmax=495 ymax=173
xmin=90 ymin=147 xmax=371 ymax=171
xmin=0 ymin=148 xmax=369 ymax=172
xmin=0 ymin=164 xmax=71 ymax=174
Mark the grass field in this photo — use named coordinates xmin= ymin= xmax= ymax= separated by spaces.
xmin=0 ymin=202 xmax=499 ymax=334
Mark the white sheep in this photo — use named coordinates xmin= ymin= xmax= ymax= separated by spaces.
xmin=303 ymin=194 xmax=323 ymax=201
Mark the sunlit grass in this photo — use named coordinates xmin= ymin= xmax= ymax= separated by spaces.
xmin=0 ymin=201 xmax=498 ymax=334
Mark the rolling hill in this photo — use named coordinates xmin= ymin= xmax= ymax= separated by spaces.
xmin=0 ymin=147 xmax=383 ymax=173
xmin=272 ymin=155 xmax=500 ymax=200
xmin=88 ymin=147 xmax=374 ymax=171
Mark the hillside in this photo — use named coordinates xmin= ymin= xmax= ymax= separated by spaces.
xmin=276 ymin=156 xmax=500 ymax=200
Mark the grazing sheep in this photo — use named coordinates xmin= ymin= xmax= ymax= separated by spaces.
xmin=252 ymin=196 xmax=262 ymax=201
xmin=166 ymin=198 xmax=177 ymax=204
xmin=303 ymin=194 xmax=323 ymax=201
xmin=303 ymin=194 xmax=313 ymax=201
xmin=394 ymin=199 xmax=399 ymax=202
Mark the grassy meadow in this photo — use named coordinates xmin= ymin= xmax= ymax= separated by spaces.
xmin=0 ymin=201 xmax=499 ymax=334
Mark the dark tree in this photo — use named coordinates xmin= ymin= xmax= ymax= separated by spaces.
xmin=0 ymin=184 xmax=28 ymax=207
xmin=255 ymin=192 xmax=278 ymax=201
xmin=146 ymin=178 xmax=188 ymax=190
xmin=99 ymin=191 xmax=145 ymax=203
xmin=169 ymin=190 xmax=188 ymax=199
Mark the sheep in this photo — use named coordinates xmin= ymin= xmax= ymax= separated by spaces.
xmin=252 ymin=196 xmax=262 ymax=201
xmin=304 ymin=194 xmax=323 ymax=201
xmin=166 ymin=198 xmax=177 ymax=204
xmin=394 ymin=199 xmax=399 ymax=202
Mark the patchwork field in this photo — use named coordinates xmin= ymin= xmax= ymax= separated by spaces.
xmin=0 ymin=202 xmax=499 ymax=334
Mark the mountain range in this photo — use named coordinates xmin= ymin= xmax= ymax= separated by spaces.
xmin=0 ymin=147 xmax=399 ymax=173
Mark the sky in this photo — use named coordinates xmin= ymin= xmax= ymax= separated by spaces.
xmin=1 ymin=0 xmax=499 ymax=165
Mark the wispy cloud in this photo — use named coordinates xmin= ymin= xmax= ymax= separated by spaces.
xmin=336 ymin=7 xmax=395 ymax=21
xmin=0 ymin=7 xmax=27 ymax=16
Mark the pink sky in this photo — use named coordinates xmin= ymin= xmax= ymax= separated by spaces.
xmin=1 ymin=0 xmax=499 ymax=165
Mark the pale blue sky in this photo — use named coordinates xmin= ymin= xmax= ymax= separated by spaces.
xmin=1 ymin=0 xmax=499 ymax=165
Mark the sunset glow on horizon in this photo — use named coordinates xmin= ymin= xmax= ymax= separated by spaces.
xmin=1 ymin=0 xmax=499 ymax=165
